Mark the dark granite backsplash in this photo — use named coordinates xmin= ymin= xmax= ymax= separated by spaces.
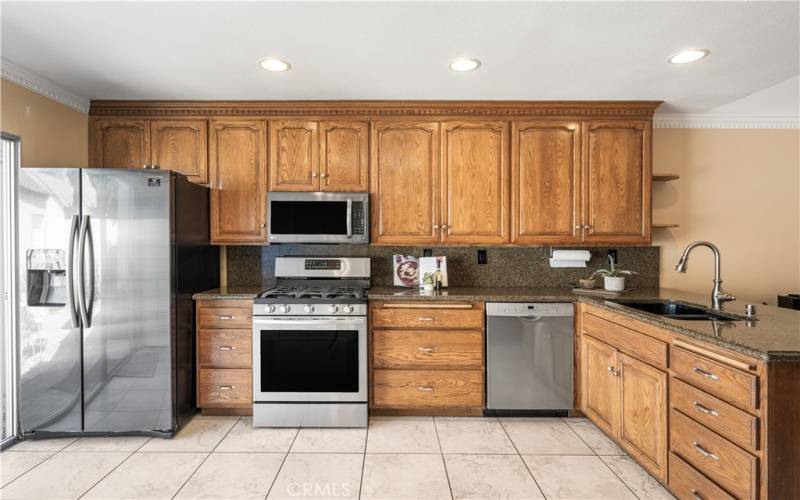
xmin=226 ymin=245 xmax=660 ymax=289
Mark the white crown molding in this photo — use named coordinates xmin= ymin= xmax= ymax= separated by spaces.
xmin=654 ymin=113 xmax=799 ymax=130
xmin=1 ymin=58 xmax=90 ymax=114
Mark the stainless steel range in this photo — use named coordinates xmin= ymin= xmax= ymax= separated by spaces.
xmin=252 ymin=257 xmax=370 ymax=427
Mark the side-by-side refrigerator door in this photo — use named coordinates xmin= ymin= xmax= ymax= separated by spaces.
xmin=18 ymin=168 xmax=82 ymax=434
xmin=80 ymin=169 xmax=172 ymax=432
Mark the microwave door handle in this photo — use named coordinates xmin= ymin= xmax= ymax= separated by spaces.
xmin=346 ymin=199 xmax=353 ymax=238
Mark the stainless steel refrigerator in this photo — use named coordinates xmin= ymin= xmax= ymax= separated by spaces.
xmin=17 ymin=168 xmax=219 ymax=437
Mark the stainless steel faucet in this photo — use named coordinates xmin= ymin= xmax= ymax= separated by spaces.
xmin=675 ymin=240 xmax=736 ymax=310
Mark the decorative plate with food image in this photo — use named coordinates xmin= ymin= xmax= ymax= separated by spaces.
xmin=393 ymin=255 xmax=419 ymax=287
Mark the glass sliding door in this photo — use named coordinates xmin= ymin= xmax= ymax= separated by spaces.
xmin=1 ymin=134 xmax=19 ymax=446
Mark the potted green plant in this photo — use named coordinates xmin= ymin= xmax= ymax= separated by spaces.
xmin=589 ymin=257 xmax=638 ymax=292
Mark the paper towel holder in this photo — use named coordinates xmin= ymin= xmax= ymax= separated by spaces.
xmin=548 ymin=247 xmax=593 ymax=259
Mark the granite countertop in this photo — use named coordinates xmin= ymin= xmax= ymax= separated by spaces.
xmin=368 ymin=286 xmax=800 ymax=362
xmin=192 ymin=287 xmax=263 ymax=300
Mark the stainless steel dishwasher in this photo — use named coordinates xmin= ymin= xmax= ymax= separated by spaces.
xmin=486 ymin=302 xmax=574 ymax=414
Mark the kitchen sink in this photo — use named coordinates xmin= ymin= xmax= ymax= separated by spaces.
xmin=611 ymin=300 xmax=741 ymax=321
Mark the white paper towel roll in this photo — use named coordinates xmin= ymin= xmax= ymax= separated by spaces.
xmin=551 ymin=250 xmax=591 ymax=261
xmin=549 ymin=259 xmax=587 ymax=268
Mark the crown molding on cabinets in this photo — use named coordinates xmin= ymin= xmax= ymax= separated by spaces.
xmin=654 ymin=113 xmax=799 ymax=130
xmin=1 ymin=58 xmax=90 ymax=114
xmin=89 ymin=100 xmax=662 ymax=119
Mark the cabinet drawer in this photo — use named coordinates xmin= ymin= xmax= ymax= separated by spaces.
xmin=372 ymin=369 xmax=482 ymax=409
xmin=373 ymin=330 xmax=483 ymax=369
xmin=671 ymin=377 xmax=758 ymax=452
xmin=198 ymin=330 xmax=252 ymax=368
xmin=669 ymin=453 xmax=736 ymax=500
xmin=198 ymin=369 xmax=252 ymax=407
xmin=670 ymin=409 xmax=757 ymax=500
xmin=671 ymin=346 xmax=758 ymax=412
xmin=371 ymin=302 xmax=483 ymax=329
xmin=198 ymin=308 xmax=252 ymax=329
xmin=582 ymin=313 xmax=667 ymax=369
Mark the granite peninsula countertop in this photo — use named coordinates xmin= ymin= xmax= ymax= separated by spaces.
xmin=192 ymin=287 xmax=262 ymax=300
xmin=368 ymin=286 xmax=800 ymax=362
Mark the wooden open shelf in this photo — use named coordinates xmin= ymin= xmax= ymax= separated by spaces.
xmin=653 ymin=173 xmax=680 ymax=182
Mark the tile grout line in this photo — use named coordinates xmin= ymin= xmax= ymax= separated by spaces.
xmin=264 ymin=426 xmax=301 ymax=500
xmin=432 ymin=417 xmax=455 ymax=500
xmin=0 ymin=449 xmax=59 ymax=490
xmin=171 ymin=416 xmax=242 ymax=500
xmin=77 ymin=449 xmax=138 ymax=499
xmin=497 ymin=418 xmax=549 ymax=500
xmin=561 ymin=417 xmax=643 ymax=500
xmin=357 ymin=421 xmax=369 ymax=500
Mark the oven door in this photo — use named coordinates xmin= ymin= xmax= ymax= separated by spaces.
xmin=253 ymin=316 xmax=367 ymax=402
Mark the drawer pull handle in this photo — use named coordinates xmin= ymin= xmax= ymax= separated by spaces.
xmin=217 ymin=385 xmax=234 ymax=391
xmin=692 ymin=401 xmax=719 ymax=417
xmin=693 ymin=442 xmax=720 ymax=461
xmin=216 ymin=315 xmax=234 ymax=320
xmin=417 ymin=385 xmax=435 ymax=392
xmin=216 ymin=345 xmax=235 ymax=351
xmin=607 ymin=366 xmax=619 ymax=377
xmin=417 ymin=347 xmax=437 ymax=353
xmin=691 ymin=489 xmax=703 ymax=500
xmin=693 ymin=367 xmax=719 ymax=380
xmin=417 ymin=316 xmax=436 ymax=321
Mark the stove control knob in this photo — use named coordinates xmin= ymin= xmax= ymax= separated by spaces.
xmin=342 ymin=305 xmax=354 ymax=314
xmin=266 ymin=304 xmax=276 ymax=313
xmin=304 ymin=305 xmax=314 ymax=313
xmin=328 ymin=305 xmax=339 ymax=314
xmin=280 ymin=305 xmax=291 ymax=314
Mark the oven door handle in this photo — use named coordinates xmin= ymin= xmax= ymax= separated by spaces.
xmin=253 ymin=318 xmax=365 ymax=327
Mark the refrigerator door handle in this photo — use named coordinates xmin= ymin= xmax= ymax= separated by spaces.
xmin=77 ymin=215 xmax=95 ymax=328
xmin=66 ymin=214 xmax=81 ymax=327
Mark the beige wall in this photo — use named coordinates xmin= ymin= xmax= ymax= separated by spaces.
xmin=653 ymin=127 xmax=800 ymax=305
xmin=1 ymin=79 xmax=88 ymax=167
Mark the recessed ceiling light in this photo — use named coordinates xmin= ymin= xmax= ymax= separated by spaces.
xmin=668 ymin=49 xmax=709 ymax=64
xmin=449 ymin=58 xmax=481 ymax=72
xmin=258 ymin=58 xmax=291 ymax=72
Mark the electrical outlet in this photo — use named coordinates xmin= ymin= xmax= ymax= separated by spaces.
xmin=608 ymin=249 xmax=618 ymax=264
xmin=477 ymin=249 xmax=487 ymax=264
xmin=423 ymin=248 xmax=433 ymax=257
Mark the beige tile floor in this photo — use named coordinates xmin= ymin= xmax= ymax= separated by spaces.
xmin=0 ymin=415 xmax=675 ymax=500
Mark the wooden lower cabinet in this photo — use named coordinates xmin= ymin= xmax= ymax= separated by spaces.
xmin=369 ymin=301 xmax=484 ymax=415
xmin=580 ymin=303 xmax=800 ymax=500
xmin=196 ymin=299 xmax=253 ymax=414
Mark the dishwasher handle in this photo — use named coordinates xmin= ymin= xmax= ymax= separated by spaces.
xmin=518 ymin=315 xmax=542 ymax=322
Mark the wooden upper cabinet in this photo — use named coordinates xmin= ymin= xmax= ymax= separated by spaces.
xmin=320 ymin=121 xmax=369 ymax=192
xmin=209 ymin=120 xmax=268 ymax=244
xmin=511 ymin=121 xmax=581 ymax=244
xmin=370 ymin=121 xmax=440 ymax=244
xmin=150 ymin=120 xmax=208 ymax=184
xmin=90 ymin=119 xmax=150 ymax=169
xmin=441 ymin=121 xmax=510 ymax=244
xmin=618 ymin=352 xmax=667 ymax=480
xmin=583 ymin=120 xmax=651 ymax=243
xmin=269 ymin=120 xmax=318 ymax=191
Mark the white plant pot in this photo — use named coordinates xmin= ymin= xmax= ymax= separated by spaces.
xmin=604 ymin=276 xmax=626 ymax=292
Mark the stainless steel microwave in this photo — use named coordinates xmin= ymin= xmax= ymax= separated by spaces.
xmin=267 ymin=192 xmax=369 ymax=244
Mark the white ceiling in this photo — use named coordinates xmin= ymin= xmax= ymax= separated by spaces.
xmin=1 ymin=1 xmax=798 ymax=113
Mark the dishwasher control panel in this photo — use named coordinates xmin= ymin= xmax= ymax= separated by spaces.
xmin=485 ymin=302 xmax=574 ymax=317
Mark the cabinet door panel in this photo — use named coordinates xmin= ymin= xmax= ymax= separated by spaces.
xmin=209 ymin=120 xmax=268 ymax=244
xmin=320 ymin=121 xmax=369 ymax=192
xmin=581 ymin=335 xmax=619 ymax=436
xmin=618 ymin=353 xmax=667 ymax=481
xmin=269 ymin=120 xmax=318 ymax=191
xmin=90 ymin=119 xmax=150 ymax=168
xmin=512 ymin=121 xmax=580 ymax=244
xmin=370 ymin=121 xmax=440 ymax=244
xmin=583 ymin=121 xmax=651 ymax=243
xmin=151 ymin=120 xmax=208 ymax=184
xmin=441 ymin=121 xmax=509 ymax=244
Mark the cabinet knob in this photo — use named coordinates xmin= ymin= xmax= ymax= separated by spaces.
xmin=311 ymin=173 xmax=318 ymax=177
xmin=320 ymin=173 xmax=328 ymax=178
xmin=575 ymin=225 xmax=582 ymax=230
xmin=434 ymin=225 xmax=440 ymax=229
xmin=261 ymin=223 xmax=266 ymax=228
xmin=583 ymin=224 xmax=592 ymax=230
